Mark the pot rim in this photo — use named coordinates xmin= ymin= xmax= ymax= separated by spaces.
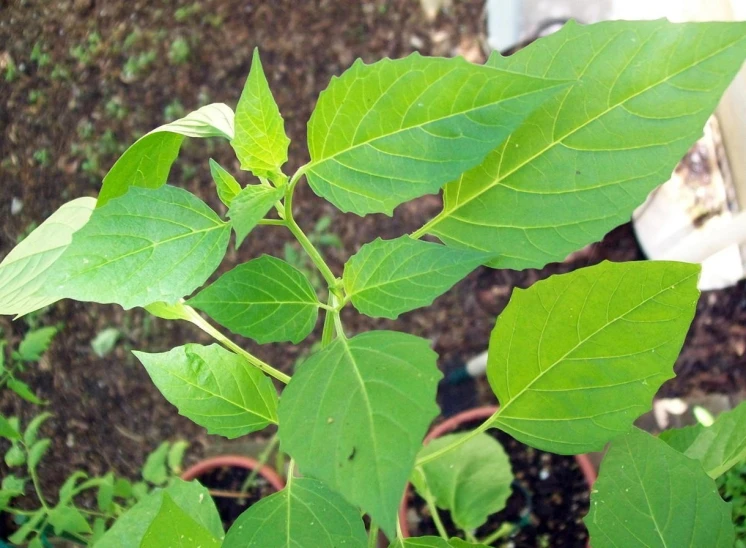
xmin=399 ymin=405 xmax=598 ymax=539
xmin=180 ymin=454 xmax=286 ymax=493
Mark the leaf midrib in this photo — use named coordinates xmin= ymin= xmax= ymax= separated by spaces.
xmin=496 ymin=272 xmax=696 ymax=420
xmin=429 ymin=33 xmax=746 ymax=231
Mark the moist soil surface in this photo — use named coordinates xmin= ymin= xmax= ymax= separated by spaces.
xmin=404 ymin=418 xmax=590 ymax=547
xmin=1 ymin=0 xmax=745 ymax=520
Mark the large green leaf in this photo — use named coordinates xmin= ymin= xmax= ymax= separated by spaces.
xmin=47 ymin=185 xmax=230 ymax=309
xmin=278 ymin=331 xmax=441 ymax=537
xmin=390 ymin=539 xmax=488 ymax=548
xmin=487 ymin=260 xmax=700 ymax=454
xmin=660 ymin=400 xmax=746 ymax=479
xmin=95 ymin=479 xmax=223 ymax=547
xmin=0 ymin=197 xmax=95 ymax=318
xmin=223 ymin=477 xmax=367 ymax=547
xmin=135 ymin=343 xmax=278 ymax=438
xmin=97 ymin=103 xmax=234 ymax=206
xmin=306 ymin=53 xmax=566 ymax=216
xmin=422 ymin=20 xmax=746 ymax=269
xmin=227 ymin=184 xmax=284 ymax=247
xmin=231 ymin=48 xmax=290 ymax=179
xmin=141 ymin=493 xmax=221 ymax=548
xmin=188 ymin=256 xmax=319 ymax=344
xmin=343 ymin=236 xmax=490 ymax=319
xmin=412 ymin=432 xmax=513 ymax=530
xmin=586 ymin=428 xmax=733 ymax=547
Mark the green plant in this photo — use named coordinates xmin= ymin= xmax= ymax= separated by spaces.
xmin=168 ymin=38 xmax=190 ymax=65
xmin=283 ymin=214 xmax=342 ymax=293
xmin=4 ymin=56 xmax=19 ymax=82
xmin=30 ymin=42 xmax=50 ymax=68
xmin=0 ymin=420 xmax=190 ymax=547
xmin=32 ymin=148 xmax=49 ymax=167
xmin=121 ymin=50 xmax=156 ymax=82
xmin=70 ymin=32 xmax=102 ymax=66
xmin=0 ymin=325 xmax=57 ymax=404
xmin=1 ymin=20 xmax=746 ymax=547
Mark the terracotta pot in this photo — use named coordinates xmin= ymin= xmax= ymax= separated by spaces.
xmin=181 ymin=454 xmax=286 ymax=492
xmin=398 ymin=406 xmax=597 ymax=540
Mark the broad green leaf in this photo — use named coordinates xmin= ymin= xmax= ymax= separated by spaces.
xmin=95 ymin=479 xmax=223 ymax=547
xmin=209 ymin=158 xmax=242 ymax=206
xmin=344 ymin=236 xmax=490 ymax=319
xmin=24 ymin=412 xmax=52 ymax=445
xmin=47 ymin=185 xmax=231 ymax=309
xmin=48 ymin=506 xmax=92 ymax=536
xmin=0 ymin=415 xmax=20 ymax=441
xmin=142 ymin=442 xmax=170 ymax=485
xmin=223 ymin=477 xmax=367 ymax=548
xmin=189 ymin=256 xmax=319 ymax=344
xmin=28 ymin=439 xmax=51 ymax=470
xmin=7 ymin=379 xmax=43 ymax=404
xmin=660 ymin=400 xmax=746 ymax=479
xmin=144 ymin=300 xmax=191 ymax=321
xmin=488 ymin=260 xmax=700 ymax=454
xmin=423 ymin=20 xmax=746 ymax=269
xmin=0 ymin=197 xmax=95 ymax=318
xmin=91 ymin=327 xmax=120 ymax=358
xmin=412 ymin=432 xmax=513 ymax=530
xmin=231 ymin=48 xmax=290 ymax=179
xmin=135 ymin=343 xmax=278 ymax=438
xmin=306 ymin=53 xmax=567 ymax=216
xmin=97 ymin=103 xmax=234 ymax=206
xmin=586 ymin=428 xmax=733 ymax=547
xmin=227 ymin=184 xmax=284 ymax=247
xmin=18 ymin=326 xmax=58 ymax=361
xmin=278 ymin=331 xmax=441 ymax=537
xmin=0 ymin=475 xmax=25 ymax=511
xmin=141 ymin=493 xmax=221 ymax=548
xmin=390 ymin=539 xmax=488 ymax=548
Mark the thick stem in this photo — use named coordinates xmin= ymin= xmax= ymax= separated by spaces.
xmin=422 ymin=486 xmax=448 ymax=540
xmin=367 ymin=522 xmax=380 ymax=548
xmin=415 ymin=409 xmax=498 ymax=467
xmin=479 ymin=522 xmax=514 ymax=545
xmin=185 ymin=306 xmax=290 ymax=385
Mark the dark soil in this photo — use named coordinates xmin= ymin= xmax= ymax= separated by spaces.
xmin=404 ymin=418 xmax=590 ymax=547
xmin=0 ymin=0 xmax=744 ymax=511
xmin=195 ymin=465 xmax=277 ymax=531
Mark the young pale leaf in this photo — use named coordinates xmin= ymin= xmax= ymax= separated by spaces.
xmin=412 ymin=432 xmax=513 ymax=531
xmin=343 ymin=236 xmax=490 ymax=319
xmin=47 ymin=185 xmax=230 ymax=309
xmin=90 ymin=327 xmax=120 ymax=358
xmin=144 ymin=300 xmax=191 ymax=321
xmin=28 ymin=439 xmax=51 ymax=470
xmin=0 ymin=415 xmax=20 ymax=441
xmin=135 ymin=343 xmax=278 ymax=438
xmin=7 ymin=379 xmax=43 ymax=404
xmin=142 ymin=442 xmax=170 ymax=485
xmin=231 ymin=48 xmax=290 ymax=179
xmin=18 ymin=326 xmax=58 ymax=361
xmin=0 ymin=197 xmax=95 ymax=318
xmin=95 ymin=479 xmax=223 ymax=547
xmin=424 ymin=20 xmax=746 ymax=269
xmin=586 ymin=428 xmax=733 ymax=547
xmin=278 ymin=331 xmax=441 ymax=537
xmin=48 ymin=506 xmax=91 ymax=536
xmin=97 ymin=103 xmax=235 ymax=206
xmin=188 ymin=256 xmax=319 ymax=344
xmin=24 ymin=412 xmax=52 ymax=445
xmin=97 ymin=473 xmax=114 ymax=513
xmin=306 ymin=52 xmax=566 ymax=216
xmin=227 ymin=184 xmax=284 ymax=247
xmin=209 ymin=158 xmax=242 ymax=206
xmin=223 ymin=477 xmax=367 ymax=547
xmin=660 ymin=400 xmax=746 ymax=479
xmin=390 ymin=539 xmax=488 ymax=548
xmin=141 ymin=493 xmax=221 ymax=547
xmin=167 ymin=440 xmax=189 ymax=474
xmin=4 ymin=444 xmax=24 ymax=467
xmin=488 ymin=261 xmax=700 ymax=454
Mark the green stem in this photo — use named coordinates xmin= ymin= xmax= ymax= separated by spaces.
xmin=240 ymin=435 xmax=279 ymax=494
xmin=258 ymin=219 xmax=286 ymax=226
xmin=410 ymin=212 xmax=443 ymax=240
xmin=415 ymin=409 xmax=498 ymax=466
xmin=284 ymin=167 xmax=338 ymax=289
xmin=185 ymin=306 xmax=291 ymax=384
xmin=368 ymin=522 xmax=380 ymax=548
xmin=29 ymin=466 xmax=49 ymax=511
xmin=422 ymin=487 xmax=448 ymax=540
xmin=479 ymin=522 xmax=514 ymax=545
xmin=287 ymin=459 xmax=295 ymax=486
xmin=321 ymin=294 xmax=336 ymax=348
xmin=4 ymin=507 xmax=36 ymax=516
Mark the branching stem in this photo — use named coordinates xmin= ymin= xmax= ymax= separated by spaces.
xmin=415 ymin=409 xmax=499 ymax=467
